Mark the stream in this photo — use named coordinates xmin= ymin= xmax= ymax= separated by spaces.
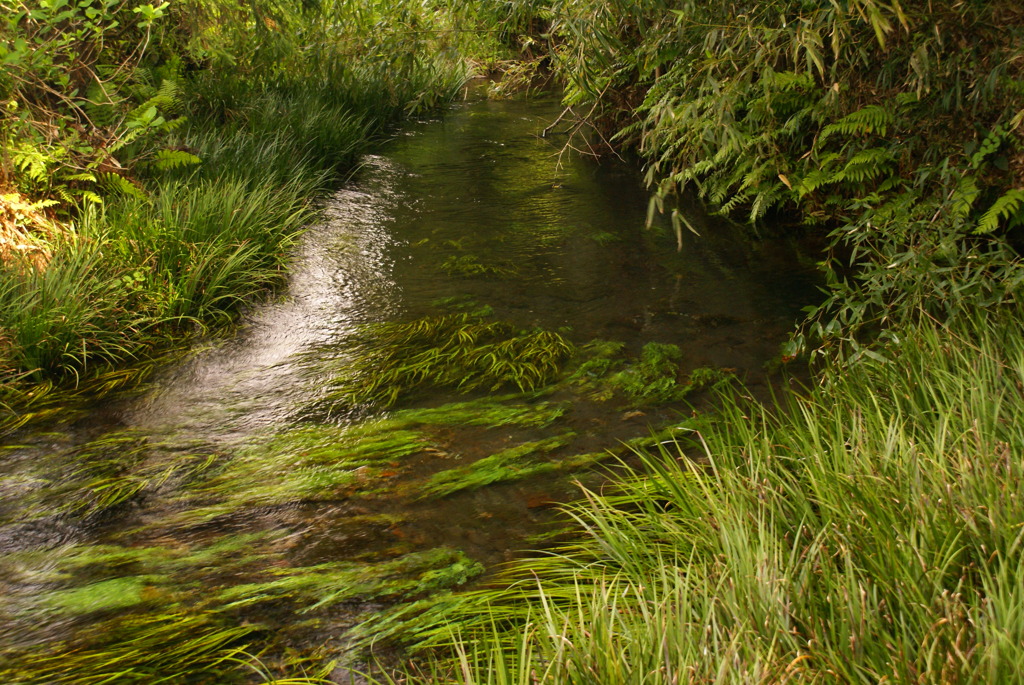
xmin=0 ymin=92 xmax=819 ymax=680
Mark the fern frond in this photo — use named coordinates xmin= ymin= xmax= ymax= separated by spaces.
xmin=12 ymin=147 xmax=50 ymax=182
xmin=155 ymin=78 xmax=184 ymax=115
xmin=99 ymin=172 xmax=147 ymax=199
xmin=107 ymin=128 xmax=142 ymax=153
xmin=76 ymin=189 xmax=103 ymax=205
xmin=821 ymin=104 xmax=894 ymax=141
xmin=152 ymin=149 xmax=202 ymax=171
xmin=951 ymin=175 xmax=980 ymax=219
xmin=975 ymin=188 xmax=1024 ymax=234
xmin=835 ymin=147 xmax=894 ymax=184
xmin=795 ymin=153 xmax=841 ymax=196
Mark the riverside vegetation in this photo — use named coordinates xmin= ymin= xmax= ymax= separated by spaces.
xmin=3 ymin=0 xmax=1024 ymax=683
xmin=0 ymin=0 xmax=469 ymax=413
xmin=372 ymin=1 xmax=1024 ymax=683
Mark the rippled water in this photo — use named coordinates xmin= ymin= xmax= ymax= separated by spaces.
xmin=118 ymin=94 xmax=814 ymax=442
xmin=0 ymin=92 xmax=820 ymax=677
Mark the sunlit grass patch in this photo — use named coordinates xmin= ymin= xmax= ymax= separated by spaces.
xmin=0 ymin=174 xmax=313 ymax=390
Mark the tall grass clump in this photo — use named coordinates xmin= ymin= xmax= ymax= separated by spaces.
xmin=0 ymin=0 xmax=474 ymax=403
xmin=0 ymin=173 xmax=315 ymax=386
xmin=386 ymin=308 xmax=1024 ymax=683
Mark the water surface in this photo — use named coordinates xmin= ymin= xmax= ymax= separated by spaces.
xmin=0 ymin=92 xmax=819 ymax=678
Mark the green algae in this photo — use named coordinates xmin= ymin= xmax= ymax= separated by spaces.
xmin=42 ymin=576 xmax=151 ymax=615
xmin=421 ymin=433 xmax=578 ymax=498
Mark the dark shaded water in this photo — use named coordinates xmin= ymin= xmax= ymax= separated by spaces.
xmin=0 ymin=93 xmax=819 ymax=678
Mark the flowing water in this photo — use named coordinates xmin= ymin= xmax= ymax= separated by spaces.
xmin=0 ymin=92 xmax=819 ymax=679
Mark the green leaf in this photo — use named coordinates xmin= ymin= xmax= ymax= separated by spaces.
xmin=975 ymin=188 xmax=1024 ymax=234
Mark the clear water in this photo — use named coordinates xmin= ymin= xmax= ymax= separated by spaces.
xmin=0 ymin=92 xmax=820 ymax=676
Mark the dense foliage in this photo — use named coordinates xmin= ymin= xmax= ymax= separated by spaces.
xmin=4 ymin=1 xmax=1024 ymax=682
xmin=459 ymin=0 xmax=1024 ymax=355
xmin=0 ymin=0 xmax=472 ymax=400
xmin=389 ymin=308 xmax=1024 ymax=684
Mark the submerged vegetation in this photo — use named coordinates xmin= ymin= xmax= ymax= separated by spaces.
xmin=316 ymin=313 xmax=574 ymax=410
xmin=570 ymin=340 xmax=735 ymax=406
xmin=389 ymin=311 xmax=1024 ymax=683
xmin=3 ymin=0 xmax=1024 ymax=682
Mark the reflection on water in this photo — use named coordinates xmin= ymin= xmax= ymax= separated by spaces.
xmin=122 ymin=157 xmax=406 ymax=441
xmin=0 ymin=93 xmax=820 ymax=676
xmin=112 ymin=95 xmax=814 ymax=443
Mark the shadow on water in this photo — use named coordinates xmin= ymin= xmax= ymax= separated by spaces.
xmin=0 ymin=91 xmax=821 ymax=678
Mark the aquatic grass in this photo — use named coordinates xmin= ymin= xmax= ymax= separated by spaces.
xmin=317 ymin=313 xmax=574 ymax=410
xmin=2 ymin=431 xmax=222 ymax=523
xmin=0 ymin=347 xmax=197 ymax=436
xmin=440 ymin=255 xmax=518 ymax=279
xmin=0 ymin=534 xmax=329 ymax=682
xmin=384 ymin=308 xmax=1024 ymax=683
xmin=57 ymin=451 xmax=221 ymax=520
xmin=0 ymin=534 xmax=281 ymax=620
xmin=217 ymin=548 xmax=484 ymax=613
xmin=388 ymin=397 xmax=566 ymax=430
xmin=0 ymin=610 xmax=268 ymax=684
xmin=421 ymin=433 xmax=578 ymax=498
xmin=163 ymin=424 xmax=431 ymax=522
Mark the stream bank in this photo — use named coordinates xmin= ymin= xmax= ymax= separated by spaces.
xmin=0 ymin=92 xmax=819 ymax=682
